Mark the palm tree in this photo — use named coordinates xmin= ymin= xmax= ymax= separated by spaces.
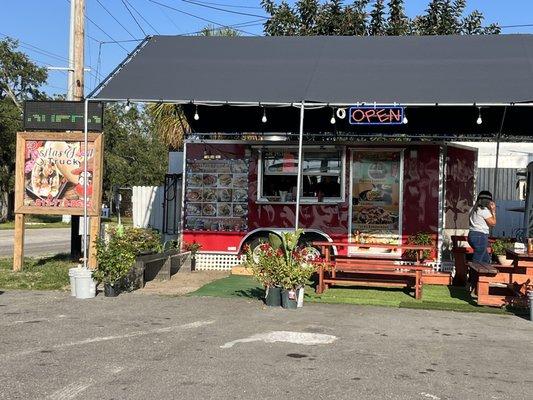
xmin=148 ymin=26 xmax=239 ymax=149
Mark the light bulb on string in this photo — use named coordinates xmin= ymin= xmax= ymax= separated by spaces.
xmin=330 ymin=107 xmax=336 ymax=124
xmin=124 ymin=100 xmax=131 ymax=112
xmin=261 ymin=107 xmax=267 ymax=123
xmin=194 ymin=105 xmax=199 ymax=121
xmin=402 ymin=111 xmax=408 ymax=124
xmin=476 ymin=107 xmax=482 ymax=125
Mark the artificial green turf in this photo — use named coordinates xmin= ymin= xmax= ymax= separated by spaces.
xmin=190 ymin=274 xmax=525 ymax=315
xmin=0 ymin=254 xmax=75 ymax=290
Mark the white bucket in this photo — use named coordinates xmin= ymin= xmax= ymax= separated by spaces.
xmin=297 ymin=287 xmax=304 ymax=308
xmin=68 ymin=267 xmax=80 ymax=297
xmin=75 ymin=268 xmax=96 ymax=299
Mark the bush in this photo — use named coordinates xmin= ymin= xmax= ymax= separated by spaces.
xmin=491 ymin=238 xmax=512 ymax=256
xmin=94 ymin=226 xmax=162 ymax=287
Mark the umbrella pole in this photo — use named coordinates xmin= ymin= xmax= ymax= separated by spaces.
xmin=492 ymin=106 xmax=508 ymax=199
xmin=295 ymin=102 xmax=305 ymax=229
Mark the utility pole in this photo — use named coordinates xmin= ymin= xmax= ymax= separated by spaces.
xmin=69 ymin=0 xmax=85 ymax=260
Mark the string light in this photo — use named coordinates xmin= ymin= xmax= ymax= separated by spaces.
xmin=476 ymin=107 xmax=482 ymax=125
xmin=124 ymin=100 xmax=131 ymax=112
xmin=402 ymin=109 xmax=408 ymax=124
xmin=330 ymin=107 xmax=336 ymax=124
xmin=261 ymin=107 xmax=267 ymax=123
xmin=194 ymin=104 xmax=199 ymax=121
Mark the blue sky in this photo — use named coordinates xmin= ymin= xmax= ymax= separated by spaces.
xmin=2 ymin=0 xmax=533 ymax=96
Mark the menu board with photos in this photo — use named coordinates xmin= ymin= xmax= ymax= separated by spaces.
xmin=185 ymin=159 xmax=249 ymax=231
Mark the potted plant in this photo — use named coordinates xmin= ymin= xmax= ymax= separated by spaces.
xmin=243 ymin=238 xmax=283 ymax=306
xmin=94 ymin=230 xmax=136 ymax=297
xmin=405 ymin=232 xmax=433 ymax=262
xmin=183 ymin=241 xmax=202 ymax=271
xmin=243 ymin=230 xmax=318 ymax=308
xmin=491 ymin=238 xmax=513 ymax=266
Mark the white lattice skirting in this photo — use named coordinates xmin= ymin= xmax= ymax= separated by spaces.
xmin=195 ymin=252 xmax=242 ymax=271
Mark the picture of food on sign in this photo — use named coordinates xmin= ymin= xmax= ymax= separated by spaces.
xmin=203 ymin=188 xmax=216 ymax=202
xmin=232 ymin=189 xmax=248 ymax=202
xmin=367 ymin=162 xmax=387 ymax=180
xmin=188 ymin=174 xmax=203 ymax=187
xmin=232 ymin=174 xmax=248 ymax=188
xmin=186 ymin=189 xmax=202 ymax=202
xmin=29 ymin=158 xmax=65 ymax=198
xmin=233 ymin=203 xmax=247 ymax=217
xmin=218 ymin=174 xmax=232 ymax=187
xmin=202 ymin=203 xmax=217 ymax=216
xmin=354 ymin=206 xmax=396 ymax=225
xmin=189 ymin=162 xmax=204 ymax=173
xmin=231 ymin=162 xmax=248 ymax=173
xmin=217 ymin=188 xmax=232 ymax=202
xmin=70 ymin=166 xmax=94 ymax=198
xmin=186 ymin=203 xmax=201 ymax=216
xmin=217 ymin=203 xmax=232 ymax=217
xmin=203 ymin=174 xmax=217 ymax=187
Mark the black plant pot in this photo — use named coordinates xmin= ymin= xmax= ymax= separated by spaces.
xmin=281 ymin=289 xmax=298 ymax=310
xmin=104 ymin=283 xmax=120 ymax=297
xmin=264 ymin=286 xmax=282 ymax=307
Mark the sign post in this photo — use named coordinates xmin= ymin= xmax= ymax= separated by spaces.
xmin=13 ymin=131 xmax=104 ymax=270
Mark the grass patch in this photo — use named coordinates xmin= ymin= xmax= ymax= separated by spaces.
xmin=0 ymin=254 xmax=75 ymax=290
xmin=0 ymin=215 xmax=69 ymax=230
xmin=191 ymin=275 xmax=526 ymax=316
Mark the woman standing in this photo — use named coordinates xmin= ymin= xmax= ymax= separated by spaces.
xmin=467 ymin=191 xmax=497 ymax=263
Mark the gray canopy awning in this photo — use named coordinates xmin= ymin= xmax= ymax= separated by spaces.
xmin=92 ymin=34 xmax=533 ymax=105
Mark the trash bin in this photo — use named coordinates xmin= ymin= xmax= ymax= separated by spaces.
xmin=68 ymin=267 xmax=80 ymax=297
xmin=75 ymin=268 xmax=96 ymax=299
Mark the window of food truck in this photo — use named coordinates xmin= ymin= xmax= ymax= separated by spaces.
xmin=259 ymin=147 xmax=343 ymax=203
xmin=348 ymin=149 xmax=403 ymax=255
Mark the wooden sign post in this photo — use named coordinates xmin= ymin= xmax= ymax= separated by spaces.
xmin=13 ymin=132 xmax=104 ymax=271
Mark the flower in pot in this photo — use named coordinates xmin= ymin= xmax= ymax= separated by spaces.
xmin=491 ymin=238 xmax=513 ymax=266
xmin=243 ymin=230 xmax=318 ymax=308
xmin=94 ymin=233 xmax=136 ymax=297
xmin=405 ymin=232 xmax=433 ymax=262
xmin=183 ymin=241 xmax=202 ymax=271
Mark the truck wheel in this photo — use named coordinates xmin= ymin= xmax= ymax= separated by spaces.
xmin=247 ymin=237 xmax=269 ymax=263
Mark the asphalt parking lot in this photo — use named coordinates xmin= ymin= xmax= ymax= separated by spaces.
xmin=0 ymin=290 xmax=532 ymax=400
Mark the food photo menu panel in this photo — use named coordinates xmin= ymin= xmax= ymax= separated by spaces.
xmin=185 ymin=159 xmax=249 ymax=231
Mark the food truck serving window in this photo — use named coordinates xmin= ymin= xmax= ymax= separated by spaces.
xmin=259 ymin=148 xmax=343 ymax=202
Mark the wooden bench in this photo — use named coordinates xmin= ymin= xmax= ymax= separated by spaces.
xmin=451 ymin=235 xmax=494 ymax=287
xmin=468 ymin=261 xmax=520 ymax=307
xmin=317 ymin=256 xmax=433 ymax=300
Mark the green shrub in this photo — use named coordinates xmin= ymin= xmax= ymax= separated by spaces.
xmin=491 ymin=238 xmax=512 ymax=256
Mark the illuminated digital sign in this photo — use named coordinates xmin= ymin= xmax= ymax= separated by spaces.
xmin=348 ymin=106 xmax=404 ymax=125
xmin=23 ymin=101 xmax=103 ymax=131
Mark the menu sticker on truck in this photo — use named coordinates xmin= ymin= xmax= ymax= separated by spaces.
xmin=185 ymin=159 xmax=249 ymax=231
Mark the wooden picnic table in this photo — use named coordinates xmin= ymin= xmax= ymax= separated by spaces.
xmin=467 ymin=249 xmax=533 ymax=307
xmin=312 ymin=241 xmax=435 ymax=300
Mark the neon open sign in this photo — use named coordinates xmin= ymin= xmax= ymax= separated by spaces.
xmin=348 ymin=106 xmax=404 ymax=125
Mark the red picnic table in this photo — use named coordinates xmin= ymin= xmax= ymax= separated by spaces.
xmin=312 ymin=241 xmax=435 ymax=300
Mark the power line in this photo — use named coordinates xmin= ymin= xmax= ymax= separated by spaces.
xmin=0 ymin=32 xmax=69 ymax=63
xmin=126 ymin=0 xmax=161 ymax=34
xmin=191 ymin=0 xmax=262 ymax=10
xmin=121 ymin=0 xmax=147 ymax=36
xmin=95 ymin=0 xmax=138 ymax=39
xmin=180 ymin=0 xmax=268 ymax=19
xmin=500 ymin=23 xmax=533 ymax=29
xmin=147 ymin=0 xmax=261 ymax=36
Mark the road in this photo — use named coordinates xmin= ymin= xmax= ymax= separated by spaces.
xmin=0 ymin=228 xmax=70 ymax=258
xmin=0 ymin=291 xmax=531 ymax=399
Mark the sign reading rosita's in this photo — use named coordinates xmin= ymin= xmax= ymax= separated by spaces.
xmin=349 ymin=106 xmax=404 ymax=125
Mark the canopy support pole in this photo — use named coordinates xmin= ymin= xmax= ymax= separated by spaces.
xmin=295 ymin=102 xmax=305 ymax=229
xmin=492 ymin=106 xmax=508 ymax=200
xmin=83 ymin=98 xmax=89 ymax=269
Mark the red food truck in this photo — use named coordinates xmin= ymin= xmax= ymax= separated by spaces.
xmin=181 ymin=136 xmax=477 ymax=270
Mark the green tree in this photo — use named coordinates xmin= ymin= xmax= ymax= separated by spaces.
xmin=102 ymin=104 xmax=168 ymax=201
xmin=369 ymin=0 xmax=387 ymax=36
xmin=387 ymin=0 xmax=410 ymax=35
xmin=261 ymin=0 xmax=499 ymax=36
xmin=0 ymin=38 xmax=47 ymax=221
